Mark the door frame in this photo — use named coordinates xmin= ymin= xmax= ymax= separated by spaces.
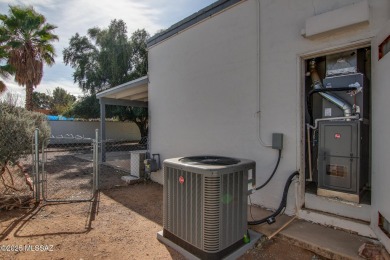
xmin=295 ymin=39 xmax=372 ymax=213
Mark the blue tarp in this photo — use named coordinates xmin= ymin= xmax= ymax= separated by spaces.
xmin=47 ymin=115 xmax=74 ymax=121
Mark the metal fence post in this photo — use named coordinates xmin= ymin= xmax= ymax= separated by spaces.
xmin=41 ymin=140 xmax=47 ymax=201
xmin=34 ymin=128 xmax=40 ymax=203
xmin=93 ymin=138 xmax=96 ymax=193
xmin=94 ymin=129 xmax=99 ymax=192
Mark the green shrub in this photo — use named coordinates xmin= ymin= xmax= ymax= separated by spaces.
xmin=0 ymin=102 xmax=50 ymax=166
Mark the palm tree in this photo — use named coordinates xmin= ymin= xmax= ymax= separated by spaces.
xmin=0 ymin=5 xmax=58 ymax=109
xmin=0 ymin=45 xmax=13 ymax=93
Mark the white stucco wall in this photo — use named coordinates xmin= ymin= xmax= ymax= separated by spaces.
xmin=370 ymin=19 xmax=390 ymax=252
xmin=149 ymin=0 xmax=263 ymax=194
xmin=49 ymin=121 xmax=140 ymax=140
xmin=148 ymin=0 xmax=390 ymax=248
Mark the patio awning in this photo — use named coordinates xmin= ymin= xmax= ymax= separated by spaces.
xmin=96 ymin=76 xmax=148 ymax=107
xmin=97 ymin=76 xmax=149 ymax=162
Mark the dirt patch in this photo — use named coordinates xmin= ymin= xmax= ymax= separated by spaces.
xmin=240 ymin=236 xmax=323 ymax=260
xmin=0 ymin=182 xmax=320 ymax=260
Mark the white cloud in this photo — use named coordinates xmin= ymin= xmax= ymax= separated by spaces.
xmin=36 ymin=79 xmax=83 ymax=97
xmin=1 ymin=0 xmax=166 ymax=99
xmin=1 ymin=0 xmax=164 ymax=55
xmin=1 ymin=0 xmax=216 ymax=100
xmin=1 ymin=76 xmax=82 ymax=104
xmin=0 ymin=0 xmax=54 ymax=5
xmin=0 ymin=80 xmax=26 ymax=106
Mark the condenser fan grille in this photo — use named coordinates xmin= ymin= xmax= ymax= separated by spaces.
xmin=179 ymin=156 xmax=240 ymax=166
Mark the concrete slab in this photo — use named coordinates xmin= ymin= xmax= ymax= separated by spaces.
xmin=299 ymin=208 xmax=376 ymax=238
xmin=305 ymin=192 xmax=371 ymax=222
xmin=121 ymin=175 xmax=141 ymax=184
xmin=247 ymin=205 xmax=378 ymax=260
xmin=280 ymin=219 xmax=373 ymax=260
xmin=157 ymin=230 xmax=262 ymax=260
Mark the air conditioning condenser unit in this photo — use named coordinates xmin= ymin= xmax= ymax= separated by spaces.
xmin=160 ymin=156 xmax=256 ymax=259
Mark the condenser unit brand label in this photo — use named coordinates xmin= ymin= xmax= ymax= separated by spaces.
xmin=179 ymin=176 xmax=185 ymax=184
xmin=335 ymin=133 xmax=341 ymax=139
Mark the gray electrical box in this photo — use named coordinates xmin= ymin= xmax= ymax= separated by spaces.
xmin=317 ymin=121 xmax=368 ymax=202
xmin=272 ymin=133 xmax=283 ymax=150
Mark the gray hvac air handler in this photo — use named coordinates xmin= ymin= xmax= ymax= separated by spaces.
xmin=317 ymin=121 xmax=369 ymax=202
xmin=162 ymin=156 xmax=255 ymax=260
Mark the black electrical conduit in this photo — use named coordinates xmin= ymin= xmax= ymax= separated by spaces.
xmin=308 ymin=86 xmax=358 ymax=97
xmin=255 ymin=149 xmax=281 ymax=190
xmin=248 ymin=171 xmax=299 ymax=225
xmin=248 ymin=87 xmax=345 ymax=225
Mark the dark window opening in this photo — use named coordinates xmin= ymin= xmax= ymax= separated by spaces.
xmin=378 ymin=35 xmax=390 ymax=60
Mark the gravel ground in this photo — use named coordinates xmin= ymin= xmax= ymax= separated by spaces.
xmin=0 ymin=181 xmax=321 ymax=260
xmin=1 ymin=145 xmax=320 ymax=259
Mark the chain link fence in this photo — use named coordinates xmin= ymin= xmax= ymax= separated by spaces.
xmin=41 ymin=135 xmax=96 ymax=202
xmin=0 ymin=124 xmax=148 ymax=208
xmin=39 ymin=133 xmax=149 ymax=195
xmin=98 ymin=138 xmax=147 ymax=189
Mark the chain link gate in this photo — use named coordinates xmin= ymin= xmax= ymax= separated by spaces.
xmin=33 ymin=129 xmax=99 ymax=203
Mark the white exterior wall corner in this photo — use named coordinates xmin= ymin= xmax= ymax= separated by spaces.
xmin=371 ymin=19 xmax=390 ymax=252
xmin=148 ymin=0 xmax=390 ymax=247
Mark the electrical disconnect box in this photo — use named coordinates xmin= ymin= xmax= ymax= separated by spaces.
xmin=272 ymin=133 xmax=284 ymax=150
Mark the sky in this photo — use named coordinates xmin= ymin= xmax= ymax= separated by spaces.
xmin=0 ymin=0 xmax=216 ymax=103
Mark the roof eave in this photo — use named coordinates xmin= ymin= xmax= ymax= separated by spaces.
xmin=147 ymin=0 xmax=243 ymax=48
xmin=96 ymin=76 xmax=148 ymax=99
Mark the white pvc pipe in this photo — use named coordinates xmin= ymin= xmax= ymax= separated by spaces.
xmin=307 ymin=115 xmax=359 ymax=130
xmin=256 ymin=0 xmax=272 ymax=148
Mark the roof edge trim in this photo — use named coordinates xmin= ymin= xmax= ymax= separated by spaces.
xmin=96 ymin=76 xmax=148 ymax=99
xmin=147 ymin=0 xmax=243 ymax=48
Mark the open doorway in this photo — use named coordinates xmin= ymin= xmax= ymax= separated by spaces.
xmin=303 ymin=47 xmax=371 ymax=205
